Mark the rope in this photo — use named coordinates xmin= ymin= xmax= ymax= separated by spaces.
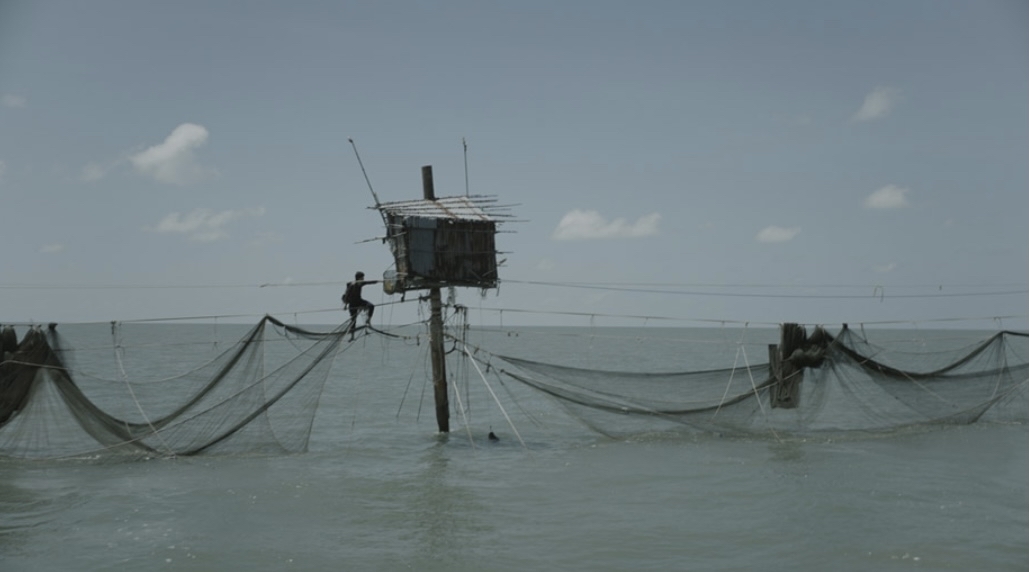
xmin=502 ymin=279 xmax=1029 ymax=300
xmin=0 ymin=299 xmax=426 ymax=329
xmin=468 ymin=306 xmax=777 ymax=327
xmin=738 ymin=336 xmax=782 ymax=443
xmin=712 ymin=345 xmax=743 ymax=420
xmin=463 ymin=344 xmax=528 ymax=450
xmin=466 ymin=305 xmax=1026 ymax=329
xmin=4 ymin=277 xmax=1023 ymax=328
xmin=110 ymin=321 xmax=176 ymax=456
xmin=0 ymin=279 xmax=356 ymax=292
xmin=396 ymin=341 xmax=430 ymax=420
xmin=449 ymin=368 xmax=476 ymax=449
xmin=4 ymin=278 xmax=1023 ymax=298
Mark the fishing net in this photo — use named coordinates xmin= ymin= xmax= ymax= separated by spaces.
xmin=0 ymin=316 xmax=349 ymax=459
xmin=490 ymin=327 xmax=1029 ymax=437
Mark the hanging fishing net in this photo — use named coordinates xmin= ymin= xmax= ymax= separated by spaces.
xmin=0 ymin=316 xmax=349 ymax=460
xmin=486 ymin=326 xmax=1029 ymax=437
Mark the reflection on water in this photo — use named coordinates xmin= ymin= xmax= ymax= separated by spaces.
xmin=767 ymin=439 xmax=805 ymax=464
xmin=0 ymin=464 xmax=85 ymax=555
xmin=408 ymin=436 xmax=491 ymax=566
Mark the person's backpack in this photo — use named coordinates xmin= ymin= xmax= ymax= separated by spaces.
xmin=342 ymin=282 xmax=356 ymax=306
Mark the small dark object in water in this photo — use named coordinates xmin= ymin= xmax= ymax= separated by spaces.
xmin=488 ymin=431 xmax=499 ymax=442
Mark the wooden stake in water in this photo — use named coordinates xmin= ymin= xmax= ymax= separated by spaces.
xmin=422 ymin=165 xmax=450 ymax=433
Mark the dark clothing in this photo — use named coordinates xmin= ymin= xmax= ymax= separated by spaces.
xmin=348 ymin=298 xmax=373 ymax=321
xmin=343 ymin=280 xmax=374 ymax=322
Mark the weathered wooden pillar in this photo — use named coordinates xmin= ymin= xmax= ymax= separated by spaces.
xmin=422 ymin=165 xmax=450 ymax=432
xmin=771 ymin=322 xmax=805 ymax=408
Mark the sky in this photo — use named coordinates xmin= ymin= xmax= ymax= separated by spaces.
xmin=1 ymin=0 xmax=1026 ymax=330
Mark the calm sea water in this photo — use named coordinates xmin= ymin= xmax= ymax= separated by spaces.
xmin=1 ymin=323 xmax=1027 ymax=571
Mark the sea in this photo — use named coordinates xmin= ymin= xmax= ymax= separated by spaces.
xmin=1 ymin=323 xmax=1027 ymax=571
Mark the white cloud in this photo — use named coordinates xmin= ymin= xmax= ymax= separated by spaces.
xmin=130 ymin=123 xmax=214 ymax=185
xmin=40 ymin=243 xmax=65 ymax=254
xmin=852 ymin=87 xmax=900 ymax=122
xmin=756 ymin=226 xmax=801 ymax=243
xmin=249 ymin=231 xmax=285 ymax=247
xmin=149 ymin=206 xmax=265 ymax=241
xmin=1 ymin=94 xmax=26 ymax=108
xmin=80 ymin=162 xmax=108 ymax=182
xmin=552 ymin=209 xmax=660 ymax=240
xmin=873 ymin=262 xmax=898 ymax=273
xmin=865 ymin=185 xmax=910 ymax=209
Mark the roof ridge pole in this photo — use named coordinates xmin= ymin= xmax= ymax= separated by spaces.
xmin=422 ymin=165 xmax=450 ymax=433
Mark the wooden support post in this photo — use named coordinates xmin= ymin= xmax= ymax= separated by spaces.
xmin=422 ymin=165 xmax=450 ymax=433
xmin=771 ymin=323 xmax=805 ymax=409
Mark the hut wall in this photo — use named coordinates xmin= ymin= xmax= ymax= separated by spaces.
xmin=387 ymin=215 xmax=497 ymax=290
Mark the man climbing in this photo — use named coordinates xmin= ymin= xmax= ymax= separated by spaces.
xmin=343 ymin=271 xmax=379 ymax=339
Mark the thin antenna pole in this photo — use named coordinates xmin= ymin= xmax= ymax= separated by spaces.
xmin=348 ymin=138 xmax=381 ymax=206
xmin=463 ymin=137 xmax=469 ymax=197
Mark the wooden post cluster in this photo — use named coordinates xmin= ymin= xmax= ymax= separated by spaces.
xmin=769 ymin=322 xmax=805 ymax=409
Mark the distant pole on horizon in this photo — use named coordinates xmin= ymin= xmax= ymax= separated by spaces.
xmin=422 ymin=165 xmax=450 ymax=433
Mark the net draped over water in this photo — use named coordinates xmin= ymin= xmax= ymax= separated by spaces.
xmin=0 ymin=316 xmax=348 ymax=459
xmin=3 ymin=316 xmax=1028 ymax=459
xmin=487 ymin=326 xmax=1029 ymax=437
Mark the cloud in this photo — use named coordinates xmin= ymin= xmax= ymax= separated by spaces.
xmin=148 ymin=206 xmax=266 ymax=241
xmin=130 ymin=123 xmax=214 ymax=185
xmin=873 ymin=262 xmax=898 ymax=273
xmin=552 ymin=209 xmax=660 ymax=240
xmin=536 ymin=258 xmax=556 ymax=271
xmin=80 ymin=162 xmax=108 ymax=182
xmin=852 ymin=87 xmax=899 ymax=122
xmin=249 ymin=231 xmax=285 ymax=247
xmin=756 ymin=226 xmax=801 ymax=243
xmin=865 ymin=185 xmax=910 ymax=209
xmin=40 ymin=243 xmax=65 ymax=254
xmin=1 ymin=94 xmax=26 ymax=108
